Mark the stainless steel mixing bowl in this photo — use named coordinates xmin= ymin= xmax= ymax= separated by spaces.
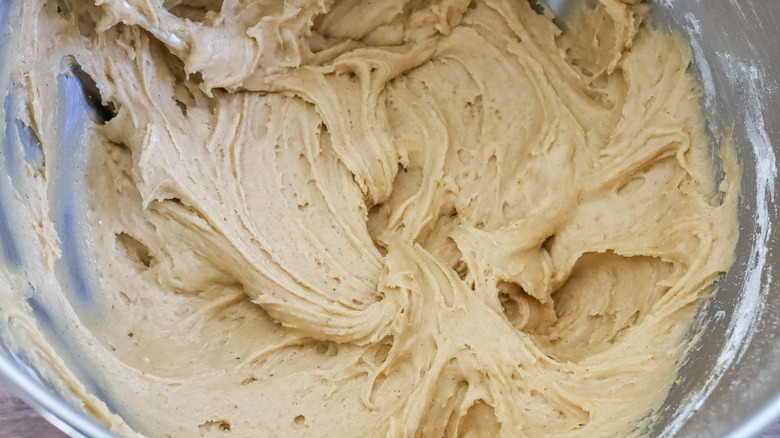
xmin=0 ymin=0 xmax=779 ymax=436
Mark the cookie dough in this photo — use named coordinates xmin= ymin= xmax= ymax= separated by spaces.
xmin=0 ymin=0 xmax=738 ymax=436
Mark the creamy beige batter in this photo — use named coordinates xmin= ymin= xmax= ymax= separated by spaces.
xmin=0 ymin=0 xmax=738 ymax=436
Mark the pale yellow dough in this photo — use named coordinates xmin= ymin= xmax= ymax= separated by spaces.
xmin=1 ymin=0 xmax=738 ymax=436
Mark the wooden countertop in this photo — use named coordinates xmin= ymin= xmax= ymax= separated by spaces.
xmin=0 ymin=379 xmax=778 ymax=437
